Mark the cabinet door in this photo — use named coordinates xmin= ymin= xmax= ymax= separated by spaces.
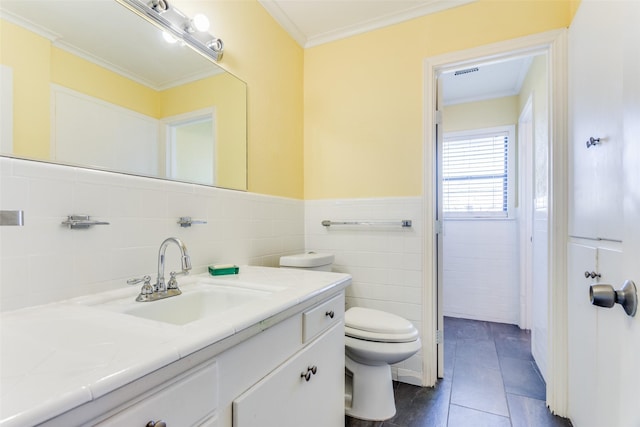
xmin=568 ymin=1 xmax=624 ymax=241
xmin=593 ymin=248 xmax=624 ymax=427
xmin=233 ymin=323 xmax=344 ymax=427
xmin=568 ymin=244 xmax=626 ymax=427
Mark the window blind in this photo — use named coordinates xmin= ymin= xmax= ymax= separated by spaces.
xmin=442 ymin=131 xmax=509 ymax=217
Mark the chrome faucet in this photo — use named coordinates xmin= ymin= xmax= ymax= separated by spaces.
xmin=128 ymin=237 xmax=192 ymax=302
xmin=156 ymin=237 xmax=191 ymax=293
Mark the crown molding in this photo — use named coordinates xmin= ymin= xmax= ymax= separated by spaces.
xmin=259 ymin=0 xmax=476 ymax=48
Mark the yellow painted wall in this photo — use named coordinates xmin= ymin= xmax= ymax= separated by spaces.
xmin=443 ymin=96 xmax=519 ymax=133
xmin=304 ymin=0 xmax=575 ymax=199
xmin=175 ymin=0 xmax=304 ymax=198
xmin=52 ymin=48 xmax=160 ymax=118
xmin=0 ymin=20 xmax=51 ymax=158
xmin=3 ymin=0 xmax=579 ymax=199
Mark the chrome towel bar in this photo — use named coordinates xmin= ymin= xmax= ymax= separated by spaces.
xmin=321 ymin=220 xmax=412 ymax=228
xmin=0 ymin=210 xmax=24 ymax=226
xmin=61 ymin=215 xmax=110 ymax=229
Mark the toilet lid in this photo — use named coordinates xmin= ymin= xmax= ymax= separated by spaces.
xmin=345 ymin=307 xmax=419 ymax=343
xmin=279 ymin=252 xmax=334 ymax=268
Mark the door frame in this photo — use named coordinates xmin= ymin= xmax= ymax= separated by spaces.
xmin=518 ymin=95 xmax=534 ymax=331
xmin=421 ymin=29 xmax=569 ymax=416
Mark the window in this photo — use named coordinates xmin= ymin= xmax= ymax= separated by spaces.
xmin=442 ymin=126 xmax=515 ymax=218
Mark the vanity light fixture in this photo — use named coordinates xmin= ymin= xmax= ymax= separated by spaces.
xmin=189 ymin=14 xmax=210 ymax=32
xmin=117 ymin=0 xmax=224 ymax=61
xmin=148 ymin=0 xmax=168 ymax=12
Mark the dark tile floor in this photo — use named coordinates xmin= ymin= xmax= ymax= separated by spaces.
xmin=346 ymin=317 xmax=573 ymax=427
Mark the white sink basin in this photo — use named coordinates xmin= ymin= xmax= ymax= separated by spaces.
xmin=85 ymin=276 xmax=283 ymax=326
xmin=122 ymin=286 xmax=269 ymax=325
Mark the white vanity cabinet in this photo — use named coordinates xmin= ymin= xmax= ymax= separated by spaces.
xmin=37 ymin=290 xmax=346 ymax=427
xmin=218 ymin=292 xmax=345 ymax=427
xmin=95 ymin=360 xmax=219 ymax=427
xmin=232 ymin=322 xmax=344 ymax=427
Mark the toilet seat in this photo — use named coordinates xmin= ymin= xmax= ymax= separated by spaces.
xmin=345 ymin=307 xmax=419 ymax=343
xmin=344 ymin=307 xmax=422 ymax=421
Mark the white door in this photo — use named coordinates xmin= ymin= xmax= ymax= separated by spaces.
xmin=567 ymin=1 xmax=640 ymax=426
xmin=617 ymin=0 xmax=640 ymax=423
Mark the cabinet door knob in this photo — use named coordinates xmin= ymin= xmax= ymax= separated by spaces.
xmin=146 ymin=421 xmax=167 ymax=427
xmin=301 ymin=365 xmax=318 ymax=381
xmin=584 ymin=271 xmax=601 ymax=279
xmin=325 ymin=310 xmax=335 ymax=319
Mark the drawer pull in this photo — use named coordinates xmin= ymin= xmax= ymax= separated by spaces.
xmin=325 ymin=310 xmax=335 ymax=319
xmin=301 ymin=365 xmax=318 ymax=382
xmin=146 ymin=421 xmax=167 ymax=427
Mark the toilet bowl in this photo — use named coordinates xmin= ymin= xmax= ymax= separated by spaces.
xmin=279 ymin=253 xmax=421 ymax=421
xmin=344 ymin=307 xmax=421 ymax=421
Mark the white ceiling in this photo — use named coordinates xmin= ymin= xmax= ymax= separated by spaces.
xmin=441 ymin=56 xmax=535 ymax=105
xmin=258 ymin=0 xmax=476 ymax=48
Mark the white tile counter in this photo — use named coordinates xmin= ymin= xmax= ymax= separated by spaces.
xmin=0 ymin=266 xmax=351 ymax=426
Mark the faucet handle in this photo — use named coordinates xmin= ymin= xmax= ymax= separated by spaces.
xmin=167 ymin=271 xmax=188 ymax=290
xmin=127 ymin=275 xmax=151 ymax=286
xmin=167 ymin=272 xmax=178 ymax=290
xmin=130 ymin=276 xmax=155 ymax=302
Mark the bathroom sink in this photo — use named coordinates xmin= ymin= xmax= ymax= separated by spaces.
xmin=123 ymin=287 xmax=269 ymax=325
xmin=91 ymin=283 xmax=272 ymax=326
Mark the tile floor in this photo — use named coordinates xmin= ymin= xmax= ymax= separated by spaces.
xmin=345 ymin=317 xmax=573 ymax=427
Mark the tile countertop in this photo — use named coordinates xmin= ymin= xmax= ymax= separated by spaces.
xmin=0 ymin=266 xmax=351 ymax=427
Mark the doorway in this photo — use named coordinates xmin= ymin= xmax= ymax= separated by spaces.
xmin=422 ymin=29 xmax=569 ymax=416
xmin=436 ymin=53 xmax=550 ymax=382
xmin=163 ymin=108 xmax=216 ymax=186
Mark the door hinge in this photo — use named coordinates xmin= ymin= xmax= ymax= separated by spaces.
xmin=435 ymin=220 xmax=443 ymax=235
xmin=436 ymin=329 xmax=443 ymax=344
xmin=435 ymin=110 xmax=443 ymax=125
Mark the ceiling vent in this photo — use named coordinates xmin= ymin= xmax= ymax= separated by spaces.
xmin=454 ymin=67 xmax=479 ymax=76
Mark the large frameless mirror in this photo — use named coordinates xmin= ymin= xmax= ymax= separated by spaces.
xmin=0 ymin=0 xmax=247 ymax=190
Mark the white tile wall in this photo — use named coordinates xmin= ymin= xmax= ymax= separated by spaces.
xmin=305 ymin=197 xmax=424 ymax=385
xmin=0 ymin=157 xmax=304 ymax=311
xmin=443 ymin=219 xmax=520 ymax=324
xmin=1 ymin=157 xmax=427 ymax=385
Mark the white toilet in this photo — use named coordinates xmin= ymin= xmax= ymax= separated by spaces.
xmin=279 ymin=252 xmax=422 ymax=421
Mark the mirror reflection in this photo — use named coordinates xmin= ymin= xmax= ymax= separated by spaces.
xmin=0 ymin=0 xmax=247 ymax=190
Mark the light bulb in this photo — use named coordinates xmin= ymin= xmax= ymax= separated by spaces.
xmin=163 ymin=32 xmax=178 ymax=43
xmin=192 ymin=13 xmax=209 ymax=32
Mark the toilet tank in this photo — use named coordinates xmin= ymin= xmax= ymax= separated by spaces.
xmin=279 ymin=252 xmax=334 ymax=272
